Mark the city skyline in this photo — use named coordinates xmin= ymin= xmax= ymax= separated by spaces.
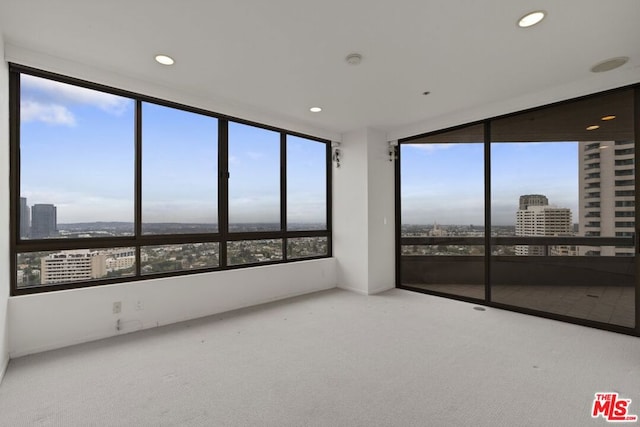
xmin=401 ymin=142 xmax=579 ymax=225
xmin=18 ymin=74 xmax=625 ymax=230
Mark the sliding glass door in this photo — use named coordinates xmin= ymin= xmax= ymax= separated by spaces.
xmin=397 ymin=86 xmax=638 ymax=334
xmin=399 ymin=124 xmax=485 ymax=300
xmin=490 ymin=89 xmax=635 ymax=328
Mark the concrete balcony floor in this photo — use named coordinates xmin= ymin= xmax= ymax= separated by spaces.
xmin=405 ymin=283 xmax=635 ymax=328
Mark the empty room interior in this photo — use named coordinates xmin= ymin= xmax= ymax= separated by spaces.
xmin=0 ymin=1 xmax=640 ymax=426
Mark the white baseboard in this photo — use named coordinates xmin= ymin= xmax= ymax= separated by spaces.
xmin=0 ymin=354 xmax=8 ymax=385
xmin=338 ymin=283 xmax=394 ymax=295
xmin=337 ymin=284 xmax=369 ymax=295
xmin=368 ymin=284 xmax=395 ymax=295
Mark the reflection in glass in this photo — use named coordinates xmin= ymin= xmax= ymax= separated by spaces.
xmin=490 ymin=89 xmax=635 ymax=328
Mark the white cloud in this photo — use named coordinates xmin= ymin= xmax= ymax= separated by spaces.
xmin=22 ymin=189 xmax=133 ymax=223
xmin=21 ymin=100 xmax=76 ymax=126
xmin=406 ymin=143 xmax=455 ymax=153
xmin=246 ymin=151 xmax=264 ymax=160
xmin=22 ymin=74 xmax=130 ymax=115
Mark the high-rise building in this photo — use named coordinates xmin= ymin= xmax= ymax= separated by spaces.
xmin=31 ymin=204 xmax=57 ymax=239
xmin=578 ymin=141 xmax=634 ymax=256
xmin=40 ymin=250 xmax=106 ymax=285
xmin=518 ymin=194 xmax=549 ymax=210
xmin=20 ymin=197 xmax=30 ymax=238
xmin=516 ymin=196 xmax=573 ymax=256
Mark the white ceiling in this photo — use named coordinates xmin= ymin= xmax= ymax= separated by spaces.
xmin=1 ymin=0 xmax=639 ymax=139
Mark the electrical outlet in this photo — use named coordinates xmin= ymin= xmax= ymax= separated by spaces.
xmin=135 ymin=300 xmax=143 ymax=311
xmin=113 ymin=301 xmax=122 ymax=314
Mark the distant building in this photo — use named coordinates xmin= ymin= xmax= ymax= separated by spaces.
xmin=429 ymin=222 xmax=447 ymax=237
xmin=106 ymin=256 xmax=135 ymax=271
xmin=40 ymin=250 xmax=106 ymax=285
xmin=578 ymin=141 xmax=634 ymax=256
xmin=20 ymin=197 xmax=30 ymax=238
xmin=104 ymin=248 xmax=136 ymax=271
xmin=519 ymin=194 xmax=549 ymax=210
xmin=31 ymin=204 xmax=57 ymax=239
xmin=516 ymin=196 xmax=573 ymax=256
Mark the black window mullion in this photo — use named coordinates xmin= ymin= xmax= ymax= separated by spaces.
xmin=326 ymin=140 xmax=333 ymax=257
xmin=394 ymin=142 xmax=401 ymax=287
xmin=634 ymin=86 xmax=640 ymax=334
xmin=9 ymin=70 xmax=21 ymax=296
xmin=219 ymin=120 xmax=229 ymax=267
xmin=484 ymin=120 xmax=491 ymax=304
xmin=281 ymin=133 xmax=287 ymax=260
xmin=134 ymin=100 xmax=142 ymax=276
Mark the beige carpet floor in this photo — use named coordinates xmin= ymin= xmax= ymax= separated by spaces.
xmin=0 ymin=288 xmax=638 ymax=426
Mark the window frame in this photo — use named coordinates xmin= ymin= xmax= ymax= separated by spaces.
xmin=9 ymin=64 xmax=332 ymax=295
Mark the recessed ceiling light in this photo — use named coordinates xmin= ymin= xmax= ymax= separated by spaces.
xmin=586 ymin=125 xmax=600 ymax=131
xmin=590 ymin=57 xmax=628 ymax=73
xmin=310 ymin=107 xmax=322 ymax=113
xmin=601 ymin=115 xmax=616 ymax=121
xmin=599 ymin=145 xmax=609 ymax=149
xmin=518 ymin=11 xmax=546 ymax=28
xmin=155 ymin=54 xmax=175 ymax=66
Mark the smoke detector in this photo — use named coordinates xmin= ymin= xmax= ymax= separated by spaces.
xmin=591 ymin=57 xmax=629 ymax=73
xmin=346 ymin=53 xmax=362 ymax=65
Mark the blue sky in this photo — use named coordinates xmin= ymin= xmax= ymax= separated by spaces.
xmin=20 ymin=75 xmax=326 ymax=224
xmin=401 ymin=142 xmax=579 ymax=226
xmin=21 ymin=74 xmax=580 ymax=227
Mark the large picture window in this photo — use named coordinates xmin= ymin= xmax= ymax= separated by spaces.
xmin=10 ymin=66 xmax=331 ymax=294
xmin=20 ymin=75 xmax=135 ymax=238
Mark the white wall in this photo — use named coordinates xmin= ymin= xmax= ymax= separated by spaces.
xmin=333 ymin=128 xmax=395 ymax=295
xmin=9 ymin=259 xmax=336 ymax=357
xmin=366 ymin=129 xmax=395 ymax=294
xmin=333 ymin=129 xmax=370 ymax=293
xmin=0 ymin=30 xmax=10 ymax=382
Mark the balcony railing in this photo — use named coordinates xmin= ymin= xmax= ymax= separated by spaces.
xmin=400 ymin=236 xmax=636 ymax=295
xmin=401 ymin=236 xmax=634 ymax=256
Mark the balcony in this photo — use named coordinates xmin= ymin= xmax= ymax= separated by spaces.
xmin=400 ymin=236 xmax=635 ymax=329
